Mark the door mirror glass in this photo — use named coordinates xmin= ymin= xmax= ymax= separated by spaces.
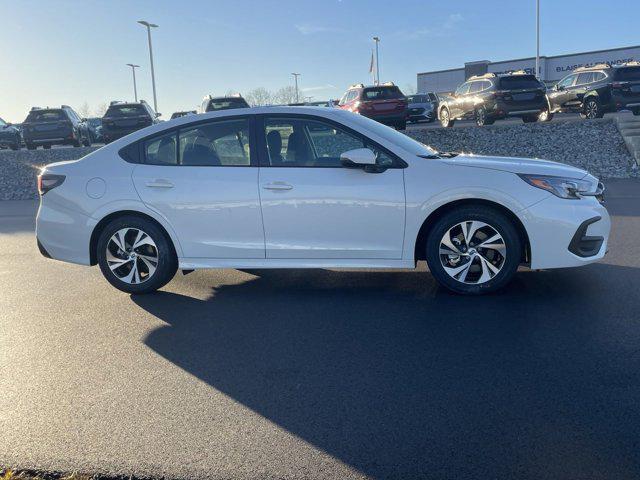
xmin=340 ymin=148 xmax=376 ymax=167
xmin=556 ymin=84 xmax=564 ymax=91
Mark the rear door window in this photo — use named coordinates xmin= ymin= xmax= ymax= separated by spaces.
xmin=179 ymin=119 xmax=250 ymax=166
xmin=145 ymin=131 xmax=177 ymax=165
xmin=576 ymin=72 xmax=594 ymax=85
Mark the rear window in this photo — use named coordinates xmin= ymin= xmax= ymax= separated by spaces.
xmin=615 ymin=67 xmax=640 ymax=81
xmin=26 ymin=110 xmax=65 ymax=122
xmin=407 ymin=95 xmax=429 ymax=103
xmin=498 ymin=75 xmax=543 ymax=90
xmin=362 ymin=86 xmax=404 ymax=100
xmin=105 ymin=105 xmax=148 ymax=118
xmin=206 ymin=98 xmax=249 ymax=111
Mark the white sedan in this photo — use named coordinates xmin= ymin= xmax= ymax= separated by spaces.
xmin=36 ymin=107 xmax=610 ymax=295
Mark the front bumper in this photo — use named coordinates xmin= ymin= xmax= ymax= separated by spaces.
xmin=519 ymin=195 xmax=611 ymax=270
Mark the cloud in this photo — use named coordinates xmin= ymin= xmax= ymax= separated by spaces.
xmin=295 ymin=23 xmax=342 ymax=35
xmin=391 ymin=13 xmax=463 ymax=41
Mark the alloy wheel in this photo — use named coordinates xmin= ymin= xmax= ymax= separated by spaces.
xmin=476 ymin=108 xmax=486 ymax=126
xmin=439 ymin=221 xmax=506 ymax=284
xmin=585 ymin=101 xmax=598 ymax=119
xmin=106 ymin=228 xmax=159 ymax=284
xmin=440 ymin=109 xmax=450 ymax=126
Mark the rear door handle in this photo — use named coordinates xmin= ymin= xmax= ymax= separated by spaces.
xmin=263 ymin=182 xmax=293 ymax=191
xmin=145 ymin=179 xmax=174 ymax=188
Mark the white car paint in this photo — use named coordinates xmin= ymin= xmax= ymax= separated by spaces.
xmin=36 ymin=106 xmax=610 ymax=280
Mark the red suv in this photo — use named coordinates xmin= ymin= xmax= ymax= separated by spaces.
xmin=338 ymin=82 xmax=408 ymax=130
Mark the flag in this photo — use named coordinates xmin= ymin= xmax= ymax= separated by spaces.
xmin=369 ymin=50 xmax=376 ymax=82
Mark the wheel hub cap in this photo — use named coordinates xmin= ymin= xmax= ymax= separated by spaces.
xmin=439 ymin=221 xmax=506 ymax=285
xmin=106 ymin=227 xmax=158 ymax=285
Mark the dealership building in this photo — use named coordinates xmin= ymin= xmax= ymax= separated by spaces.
xmin=417 ymin=45 xmax=640 ymax=94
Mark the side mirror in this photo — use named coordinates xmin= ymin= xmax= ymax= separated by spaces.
xmin=340 ymin=148 xmax=377 ymax=168
xmin=555 ymin=84 xmax=564 ymax=91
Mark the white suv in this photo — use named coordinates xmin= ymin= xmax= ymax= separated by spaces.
xmin=36 ymin=107 xmax=609 ymax=295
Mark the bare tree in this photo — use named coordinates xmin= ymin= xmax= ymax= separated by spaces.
xmin=93 ymin=102 xmax=108 ymax=117
xmin=245 ymin=87 xmax=272 ymax=106
xmin=273 ymin=86 xmax=298 ymax=105
xmin=77 ymin=101 xmax=91 ymax=118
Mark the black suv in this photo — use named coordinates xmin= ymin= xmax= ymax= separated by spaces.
xmin=546 ymin=62 xmax=640 ymax=119
xmin=101 ymin=101 xmax=159 ymax=143
xmin=200 ymin=95 xmax=250 ymax=112
xmin=0 ymin=117 xmax=21 ymax=150
xmin=22 ymin=106 xmax=91 ymax=149
xmin=438 ymin=72 xmax=548 ymax=127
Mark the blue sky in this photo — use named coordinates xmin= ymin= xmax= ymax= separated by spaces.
xmin=1 ymin=0 xmax=639 ymax=122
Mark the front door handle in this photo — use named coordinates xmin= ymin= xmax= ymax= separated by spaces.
xmin=263 ymin=182 xmax=293 ymax=191
xmin=145 ymin=179 xmax=174 ymax=188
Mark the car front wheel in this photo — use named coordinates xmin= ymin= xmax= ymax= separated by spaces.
xmin=425 ymin=206 xmax=522 ymax=295
xmin=97 ymin=216 xmax=178 ymax=294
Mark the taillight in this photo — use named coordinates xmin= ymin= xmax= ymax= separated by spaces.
xmin=37 ymin=174 xmax=65 ymax=195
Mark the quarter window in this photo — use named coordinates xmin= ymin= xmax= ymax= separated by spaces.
xmin=263 ymin=117 xmax=393 ymax=168
xmin=145 ymin=131 xmax=177 ymax=165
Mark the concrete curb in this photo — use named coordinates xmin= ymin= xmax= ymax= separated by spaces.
xmin=615 ymin=112 xmax=640 ymax=168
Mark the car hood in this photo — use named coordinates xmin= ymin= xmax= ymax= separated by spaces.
xmin=442 ymin=154 xmax=589 ymax=179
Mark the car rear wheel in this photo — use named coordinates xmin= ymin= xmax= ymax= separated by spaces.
xmin=475 ymin=107 xmax=494 ymax=126
xmin=425 ymin=206 xmax=522 ymax=295
xmin=97 ymin=216 xmax=178 ymax=294
xmin=440 ymin=108 xmax=454 ymax=128
xmin=582 ymin=99 xmax=603 ymax=119
xmin=396 ymin=120 xmax=407 ymax=131
xmin=522 ymin=115 xmax=538 ymax=123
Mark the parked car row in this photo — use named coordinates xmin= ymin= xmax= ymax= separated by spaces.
xmin=437 ymin=61 xmax=640 ymax=128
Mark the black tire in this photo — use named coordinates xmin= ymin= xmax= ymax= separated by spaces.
xmin=440 ymin=107 xmax=455 ymax=128
xmin=633 ymin=109 xmax=640 ymax=116
xmin=97 ymin=215 xmax=178 ymax=294
xmin=581 ymin=98 xmax=603 ymax=119
xmin=425 ymin=205 xmax=522 ymax=295
xmin=397 ymin=120 xmax=407 ymax=131
xmin=73 ymin=139 xmax=81 ymax=147
xmin=43 ymin=145 xmax=51 ymax=150
xmin=522 ymin=115 xmax=538 ymax=123
xmin=475 ymin=107 xmax=489 ymax=126
xmin=83 ymin=134 xmax=91 ymax=147
xmin=26 ymin=143 xmax=36 ymax=150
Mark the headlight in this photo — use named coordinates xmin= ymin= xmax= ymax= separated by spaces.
xmin=518 ymin=174 xmax=601 ymax=200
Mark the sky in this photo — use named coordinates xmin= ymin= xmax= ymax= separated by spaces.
xmin=1 ymin=0 xmax=640 ymax=122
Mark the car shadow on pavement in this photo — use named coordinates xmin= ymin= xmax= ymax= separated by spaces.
xmin=134 ymin=264 xmax=640 ymax=480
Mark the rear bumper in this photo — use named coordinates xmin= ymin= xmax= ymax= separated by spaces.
xmin=492 ymin=99 xmax=547 ymax=117
xmin=519 ymin=195 xmax=611 ymax=270
xmin=36 ymin=197 xmax=95 ymax=266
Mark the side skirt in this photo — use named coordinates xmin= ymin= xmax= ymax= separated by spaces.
xmin=178 ymin=258 xmax=416 ymax=270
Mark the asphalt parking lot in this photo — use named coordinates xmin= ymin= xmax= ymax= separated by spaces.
xmin=1 ymin=179 xmax=639 ymax=480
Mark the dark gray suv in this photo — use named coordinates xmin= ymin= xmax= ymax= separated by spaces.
xmin=22 ymin=106 xmax=91 ymax=149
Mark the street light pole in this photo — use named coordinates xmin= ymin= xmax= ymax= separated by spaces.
xmin=137 ymin=20 xmax=159 ymax=112
xmin=373 ymin=36 xmax=380 ymax=85
xmin=291 ymin=73 xmax=301 ymax=103
xmin=535 ymin=0 xmax=540 ymax=79
xmin=126 ymin=64 xmax=140 ymax=102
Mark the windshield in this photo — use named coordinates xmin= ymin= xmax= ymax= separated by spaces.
xmin=499 ymin=75 xmax=543 ymax=90
xmin=105 ymin=105 xmax=148 ymax=117
xmin=362 ymin=86 xmax=404 ymax=100
xmin=407 ymin=95 xmax=429 ymax=103
xmin=615 ymin=66 xmax=640 ymax=81
xmin=26 ymin=110 xmax=64 ymax=122
xmin=345 ymin=111 xmax=437 ymax=156
xmin=207 ymin=98 xmax=249 ymax=111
